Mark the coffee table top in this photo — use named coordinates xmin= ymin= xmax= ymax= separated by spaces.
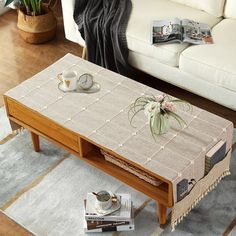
xmin=5 ymin=54 xmax=233 ymax=193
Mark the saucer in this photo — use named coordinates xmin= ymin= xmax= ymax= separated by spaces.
xmin=58 ymin=82 xmax=72 ymax=92
xmin=58 ymin=81 xmax=100 ymax=93
xmin=95 ymin=199 xmax=121 ymax=216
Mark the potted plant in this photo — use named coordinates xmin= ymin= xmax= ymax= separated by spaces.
xmin=4 ymin=0 xmax=57 ymax=44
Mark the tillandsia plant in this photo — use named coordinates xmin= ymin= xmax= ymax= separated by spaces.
xmin=128 ymin=94 xmax=191 ymax=137
xmin=4 ymin=0 xmax=50 ymax=16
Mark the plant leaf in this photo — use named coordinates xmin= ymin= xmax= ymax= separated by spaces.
xmin=169 ymin=112 xmax=187 ymax=128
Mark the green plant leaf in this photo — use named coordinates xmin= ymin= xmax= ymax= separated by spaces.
xmin=169 ymin=112 xmax=187 ymax=127
xmin=128 ymin=107 xmax=144 ymax=127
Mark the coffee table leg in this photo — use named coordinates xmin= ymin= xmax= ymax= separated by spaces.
xmin=157 ymin=202 xmax=167 ymax=225
xmin=31 ymin=132 xmax=40 ymax=152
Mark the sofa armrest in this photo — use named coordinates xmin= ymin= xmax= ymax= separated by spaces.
xmin=61 ymin=0 xmax=85 ymax=46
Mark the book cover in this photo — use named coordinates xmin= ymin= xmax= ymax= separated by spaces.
xmin=205 ymin=140 xmax=226 ymax=174
xmin=85 ymin=193 xmax=132 ymax=221
xmin=86 ymin=220 xmax=130 ymax=230
xmin=84 ymin=207 xmax=134 ymax=233
xmin=176 ymin=178 xmax=188 ymax=202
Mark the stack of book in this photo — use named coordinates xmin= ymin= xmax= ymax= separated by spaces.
xmin=84 ymin=193 xmax=134 ymax=233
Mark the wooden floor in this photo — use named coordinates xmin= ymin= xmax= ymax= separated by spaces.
xmin=0 ymin=211 xmax=33 ymax=236
xmin=0 ymin=9 xmax=82 ymax=108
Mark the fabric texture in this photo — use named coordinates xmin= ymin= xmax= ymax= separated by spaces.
xmin=170 ymin=0 xmax=226 ymax=17
xmin=224 ymin=0 xmax=236 ymax=19
xmin=73 ymin=0 xmax=134 ymax=76
xmin=212 ymin=19 xmax=236 ymax=45
xmin=179 ymin=46 xmax=236 ymax=92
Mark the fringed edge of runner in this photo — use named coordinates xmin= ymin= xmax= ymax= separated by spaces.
xmin=171 ymin=170 xmax=231 ymax=232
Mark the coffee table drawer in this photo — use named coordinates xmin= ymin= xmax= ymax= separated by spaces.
xmin=5 ymin=98 xmax=80 ymax=152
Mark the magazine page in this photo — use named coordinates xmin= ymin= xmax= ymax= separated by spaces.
xmin=182 ymin=19 xmax=213 ymax=44
xmin=151 ymin=18 xmax=182 ymax=44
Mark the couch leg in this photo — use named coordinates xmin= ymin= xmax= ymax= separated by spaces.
xmin=82 ymin=46 xmax=86 ymax=59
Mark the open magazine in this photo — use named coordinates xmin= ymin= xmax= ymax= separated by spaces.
xmin=151 ymin=18 xmax=213 ymax=45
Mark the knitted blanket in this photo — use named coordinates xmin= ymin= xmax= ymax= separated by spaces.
xmin=73 ymin=0 xmax=134 ymax=76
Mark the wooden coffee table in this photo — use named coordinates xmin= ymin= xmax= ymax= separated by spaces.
xmin=4 ymin=54 xmax=233 ymax=226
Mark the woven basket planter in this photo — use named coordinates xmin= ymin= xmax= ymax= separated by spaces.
xmin=17 ymin=5 xmax=57 ymax=44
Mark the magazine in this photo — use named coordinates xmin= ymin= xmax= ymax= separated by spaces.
xmin=151 ymin=18 xmax=213 ymax=45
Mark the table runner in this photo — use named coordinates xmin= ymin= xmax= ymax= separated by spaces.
xmin=5 ymin=53 xmax=234 ymax=230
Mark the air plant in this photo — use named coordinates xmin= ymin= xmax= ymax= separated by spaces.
xmin=128 ymin=94 xmax=191 ymax=137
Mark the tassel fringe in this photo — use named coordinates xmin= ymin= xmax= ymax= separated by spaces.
xmin=171 ymin=170 xmax=231 ymax=232
xmin=13 ymin=127 xmax=25 ymax=134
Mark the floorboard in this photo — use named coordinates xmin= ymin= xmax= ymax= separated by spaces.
xmin=0 ymin=211 xmax=34 ymax=236
xmin=0 ymin=8 xmax=82 ymax=108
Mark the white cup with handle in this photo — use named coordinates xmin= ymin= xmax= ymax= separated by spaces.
xmin=60 ymin=70 xmax=78 ymax=91
xmin=94 ymin=190 xmax=114 ymax=211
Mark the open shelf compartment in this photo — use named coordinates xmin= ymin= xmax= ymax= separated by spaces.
xmin=79 ymin=137 xmax=172 ymax=207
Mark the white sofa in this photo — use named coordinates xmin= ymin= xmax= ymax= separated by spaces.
xmin=61 ymin=0 xmax=236 ymax=111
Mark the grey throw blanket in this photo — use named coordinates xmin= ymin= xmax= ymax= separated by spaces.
xmin=73 ymin=0 xmax=134 ymax=76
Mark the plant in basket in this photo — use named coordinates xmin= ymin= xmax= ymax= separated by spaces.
xmin=4 ymin=0 xmax=57 ymax=44
xmin=128 ymin=94 xmax=191 ymax=137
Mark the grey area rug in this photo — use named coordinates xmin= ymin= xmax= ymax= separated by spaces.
xmin=1 ymin=105 xmax=236 ymax=235
xmin=0 ymin=107 xmax=67 ymax=208
xmin=4 ymin=149 xmax=236 ymax=236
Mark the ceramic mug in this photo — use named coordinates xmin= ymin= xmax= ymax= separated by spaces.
xmin=95 ymin=190 xmax=113 ymax=211
xmin=60 ymin=70 xmax=78 ymax=91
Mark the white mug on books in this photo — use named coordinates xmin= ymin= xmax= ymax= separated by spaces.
xmin=95 ymin=190 xmax=114 ymax=211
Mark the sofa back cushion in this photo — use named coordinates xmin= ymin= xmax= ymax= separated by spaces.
xmin=170 ymin=0 xmax=225 ymax=17
xmin=224 ymin=0 xmax=236 ymax=19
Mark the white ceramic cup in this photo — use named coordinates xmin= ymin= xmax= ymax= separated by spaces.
xmin=95 ymin=190 xmax=113 ymax=211
xmin=61 ymin=70 xmax=78 ymax=91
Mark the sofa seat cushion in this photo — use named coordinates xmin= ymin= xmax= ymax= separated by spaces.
xmin=212 ymin=19 xmax=236 ymax=44
xmin=127 ymin=0 xmax=222 ymax=67
xmin=179 ymin=46 xmax=236 ymax=92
